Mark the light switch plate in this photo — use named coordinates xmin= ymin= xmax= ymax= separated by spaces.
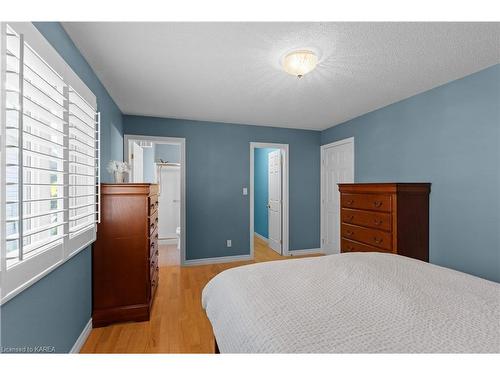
xmin=243 ymin=187 xmax=248 ymax=195
xmin=227 ymin=240 xmax=232 ymax=247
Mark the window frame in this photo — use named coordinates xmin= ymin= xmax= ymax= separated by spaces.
xmin=0 ymin=22 xmax=100 ymax=304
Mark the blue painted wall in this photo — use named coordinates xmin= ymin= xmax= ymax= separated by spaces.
xmin=254 ymin=148 xmax=278 ymax=238
xmin=124 ymin=116 xmax=321 ymax=259
xmin=321 ymin=64 xmax=500 ymax=282
xmin=155 ymin=144 xmax=181 ymax=163
xmin=1 ymin=249 xmax=91 ymax=352
xmin=0 ymin=22 xmax=124 ymax=352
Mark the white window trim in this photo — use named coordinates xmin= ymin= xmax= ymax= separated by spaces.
xmin=0 ymin=22 xmax=99 ymax=304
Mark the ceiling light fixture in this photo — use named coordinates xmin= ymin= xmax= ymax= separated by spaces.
xmin=282 ymin=50 xmax=318 ymax=78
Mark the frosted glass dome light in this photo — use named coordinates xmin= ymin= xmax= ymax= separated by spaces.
xmin=282 ymin=50 xmax=318 ymax=78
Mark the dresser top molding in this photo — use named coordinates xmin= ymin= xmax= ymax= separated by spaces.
xmin=338 ymin=183 xmax=431 ymax=194
xmin=100 ymin=183 xmax=159 ymax=196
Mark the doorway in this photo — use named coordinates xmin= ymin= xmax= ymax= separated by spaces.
xmin=155 ymin=145 xmax=181 ymax=246
xmin=320 ymin=137 xmax=354 ymax=255
xmin=124 ymin=135 xmax=186 ymax=264
xmin=250 ymin=142 xmax=289 ymax=258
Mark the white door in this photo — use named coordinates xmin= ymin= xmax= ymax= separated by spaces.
xmin=132 ymin=141 xmax=144 ymax=182
xmin=321 ymin=139 xmax=354 ymax=254
xmin=158 ymin=166 xmax=181 ymax=240
xmin=268 ymin=150 xmax=282 ymax=253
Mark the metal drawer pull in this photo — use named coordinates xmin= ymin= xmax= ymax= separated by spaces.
xmin=346 ymin=199 xmax=354 ymax=205
xmin=346 ymin=230 xmax=354 ymax=236
xmin=373 ymin=219 xmax=383 ymax=226
xmin=373 ymin=201 xmax=383 ymax=208
xmin=373 ymin=237 xmax=383 ymax=244
xmin=346 ymin=215 xmax=354 ymax=221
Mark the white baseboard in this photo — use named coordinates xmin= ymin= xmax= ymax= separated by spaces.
xmin=183 ymin=247 xmax=322 ymax=266
xmin=159 ymin=238 xmax=178 ymax=245
xmin=70 ymin=318 xmax=92 ymax=353
xmin=253 ymin=232 xmax=268 ymax=243
xmin=288 ymin=248 xmax=324 ymax=256
xmin=184 ymin=254 xmax=252 ymax=266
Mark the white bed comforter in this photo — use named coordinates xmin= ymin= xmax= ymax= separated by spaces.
xmin=201 ymin=252 xmax=500 ymax=353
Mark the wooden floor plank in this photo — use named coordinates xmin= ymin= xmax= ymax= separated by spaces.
xmin=80 ymin=235 xmax=321 ymax=353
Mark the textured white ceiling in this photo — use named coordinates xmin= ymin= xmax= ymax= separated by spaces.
xmin=62 ymin=22 xmax=500 ymax=130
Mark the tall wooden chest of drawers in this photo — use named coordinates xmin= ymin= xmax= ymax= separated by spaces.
xmin=92 ymin=183 xmax=159 ymax=327
xmin=338 ymin=183 xmax=430 ymax=262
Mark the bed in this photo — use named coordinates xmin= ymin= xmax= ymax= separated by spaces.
xmin=201 ymin=252 xmax=500 ymax=353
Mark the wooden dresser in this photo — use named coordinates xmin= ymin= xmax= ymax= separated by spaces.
xmin=338 ymin=183 xmax=430 ymax=262
xmin=92 ymin=183 xmax=159 ymax=327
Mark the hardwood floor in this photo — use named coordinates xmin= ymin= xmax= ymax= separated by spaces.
xmin=80 ymin=236 xmax=321 ymax=353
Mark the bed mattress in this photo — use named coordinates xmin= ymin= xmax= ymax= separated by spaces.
xmin=201 ymin=252 xmax=500 ymax=353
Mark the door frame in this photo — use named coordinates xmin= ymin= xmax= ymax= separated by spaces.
xmin=250 ymin=142 xmax=289 ymax=258
xmin=124 ymin=134 xmax=187 ymax=265
xmin=320 ymin=137 xmax=355 ymax=254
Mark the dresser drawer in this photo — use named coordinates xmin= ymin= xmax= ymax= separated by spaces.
xmin=341 ymin=223 xmax=392 ymax=250
xmin=149 ymin=195 xmax=159 ymax=215
xmin=149 ymin=200 xmax=158 ymax=219
xmin=341 ymin=208 xmax=392 ymax=232
xmin=341 ymin=193 xmax=392 ymax=212
xmin=149 ymin=235 xmax=158 ymax=257
xmin=150 ymin=238 xmax=158 ymax=260
xmin=341 ymin=238 xmax=391 ymax=253
xmin=151 ymin=269 xmax=159 ymax=299
xmin=149 ymin=227 xmax=158 ymax=244
xmin=149 ymin=214 xmax=158 ymax=236
xmin=150 ymin=253 xmax=158 ymax=274
xmin=151 ymin=264 xmax=159 ymax=281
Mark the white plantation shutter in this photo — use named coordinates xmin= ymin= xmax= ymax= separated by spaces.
xmin=67 ymin=88 xmax=99 ymax=254
xmin=1 ymin=23 xmax=100 ymax=303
